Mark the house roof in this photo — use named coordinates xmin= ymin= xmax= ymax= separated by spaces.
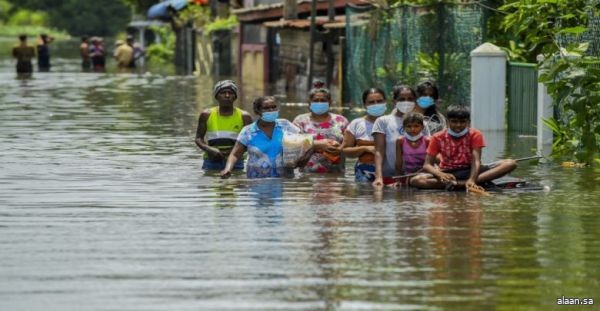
xmin=263 ymin=15 xmax=346 ymax=29
xmin=233 ymin=0 xmax=364 ymax=22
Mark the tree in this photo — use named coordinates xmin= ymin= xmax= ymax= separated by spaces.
xmin=7 ymin=0 xmax=130 ymax=36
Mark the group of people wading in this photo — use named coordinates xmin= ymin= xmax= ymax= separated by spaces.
xmin=12 ymin=34 xmax=54 ymax=75
xmin=12 ymin=34 xmax=144 ymax=75
xmin=196 ymin=80 xmax=517 ymax=191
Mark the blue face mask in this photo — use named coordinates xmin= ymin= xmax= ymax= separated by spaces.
xmin=366 ymin=103 xmax=386 ymax=117
xmin=448 ymin=127 xmax=469 ymax=138
xmin=261 ymin=110 xmax=279 ymax=122
xmin=417 ymin=96 xmax=435 ymax=109
xmin=310 ymin=102 xmax=329 ymax=115
xmin=404 ymin=132 xmax=423 ymax=142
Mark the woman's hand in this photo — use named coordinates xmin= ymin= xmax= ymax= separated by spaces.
xmin=372 ymin=177 xmax=384 ymax=188
xmin=219 ymin=168 xmax=232 ymax=179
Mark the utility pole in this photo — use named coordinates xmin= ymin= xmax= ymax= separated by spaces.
xmin=307 ymin=0 xmax=317 ymax=90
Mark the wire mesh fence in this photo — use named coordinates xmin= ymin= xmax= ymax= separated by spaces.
xmin=344 ymin=2 xmax=486 ymax=107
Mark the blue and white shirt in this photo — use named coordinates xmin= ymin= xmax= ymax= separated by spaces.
xmin=237 ymin=119 xmax=301 ymax=178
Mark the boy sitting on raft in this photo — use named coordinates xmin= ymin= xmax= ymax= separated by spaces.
xmin=411 ymin=105 xmax=517 ymax=190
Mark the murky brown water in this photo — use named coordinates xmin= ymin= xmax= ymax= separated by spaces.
xmin=1 ymin=39 xmax=600 ymax=311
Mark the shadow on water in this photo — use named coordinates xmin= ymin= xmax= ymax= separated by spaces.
xmin=1 ymin=42 xmax=600 ymax=311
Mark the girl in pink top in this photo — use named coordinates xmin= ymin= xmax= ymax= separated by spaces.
xmin=395 ymin=112 xmax=429 ymax=185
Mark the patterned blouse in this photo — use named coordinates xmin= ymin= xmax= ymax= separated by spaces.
xmin=293 ymin=112 xmax=349 ymax=173
xmin=237 ymin=119 xmax=301 ymax=178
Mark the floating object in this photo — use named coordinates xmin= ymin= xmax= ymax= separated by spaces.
xmin=466 ymin=183 xmax=491 ymax=196
xmin=561 ymin=161 xmax=587 ymax=168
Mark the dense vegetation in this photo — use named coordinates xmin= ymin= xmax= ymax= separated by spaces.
xmin=500 ymin=0 xmax=600 ymax=165
xmin=3 ymin=0 xmax=130 ymax=36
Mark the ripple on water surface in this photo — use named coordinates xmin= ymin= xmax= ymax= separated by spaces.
xmin=1 ymin=71 xmax=600 ymax=311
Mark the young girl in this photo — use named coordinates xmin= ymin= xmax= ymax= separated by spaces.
xmin=415 ymin=81 xmax=447 ymax=135
xmin=395 ymin=112 xmax=429 ymax=185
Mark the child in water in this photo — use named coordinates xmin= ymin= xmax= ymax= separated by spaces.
xmin=411 ymin=105 xmax=517 ymax=190
xmin=395 ymin=112 xmax=429 ymax=185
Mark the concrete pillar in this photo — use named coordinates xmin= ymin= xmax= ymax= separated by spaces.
xmin=470 ymin=43 xmax=507 ymax=131
xmin=536 ymin=55 xmax=554 ymax=157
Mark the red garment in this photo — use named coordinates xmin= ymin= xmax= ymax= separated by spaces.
xmin=427 ymin=128 xmax=485 ymax=169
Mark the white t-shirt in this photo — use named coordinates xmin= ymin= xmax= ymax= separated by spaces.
xmin=346 ymin=117 xmax=375 ymax=141
xmin=372 ymin=110 xmax=404 ymax=177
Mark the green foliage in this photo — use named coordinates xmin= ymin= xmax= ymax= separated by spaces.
xmin=204 ymin=15 xmax=239 ymax=34
xmin=6 ymin=0 xmax=129 ymax=36
xmin=121 ymin=0 xmax=157 ymax=13
xmin=146 ymin=25 xmax=176 ymax=65
xmin=0 ymin=25 xmax=69 ymax=38
xmin=0 ymin=0 xmax=13 ymax=21
xmin=502 ymin=0 xmax=600 ymax=165
xmin=179 ymin=4 xmax=211 ymax=27
xmin=7 ymin=9 xmax=47 ymax=26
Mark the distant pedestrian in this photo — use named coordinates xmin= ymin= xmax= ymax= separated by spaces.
xmin=113 ymin=39 xmax=133 ymax=69
xmin=80 ymin=36 xmax=91 ymax=71
xmin=126 ymin=35 xmax=145 ymax=68
xmin=37 ymin=34 xmax=54 ymax=72
xmin=12 ymin=34 xmax=35 ymax=76
xmin=89 ymin=37 xmax=106 ymax=72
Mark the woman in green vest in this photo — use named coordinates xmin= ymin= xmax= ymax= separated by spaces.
xmin=195 ymin=80 xmax=253 ymax=170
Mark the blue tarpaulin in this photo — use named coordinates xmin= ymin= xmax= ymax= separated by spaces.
xmin=147 ymin=0 xmax=188 ymax=20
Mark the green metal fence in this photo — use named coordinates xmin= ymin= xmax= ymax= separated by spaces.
xmin=507 ymin=62 xmax=537 ymax=135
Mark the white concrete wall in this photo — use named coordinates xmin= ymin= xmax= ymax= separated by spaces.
xmin=537 ymin=55 xmax=554 ymax=157
xmin=470 ymin=43 xmax=507 ymax=131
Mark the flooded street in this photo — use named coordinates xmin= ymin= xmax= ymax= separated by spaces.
xmin=1 ymin=42 xmax=600 ymax=310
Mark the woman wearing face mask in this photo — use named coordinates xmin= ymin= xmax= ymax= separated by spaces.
xmin=414 ymin=81 xmax=447 ymax=135
xmin=372 ymin=84 xmax=417 ymax=187
xmin=342 ymin=88 xmax=387 ymax=183
xmin=220 ymin=96 xmax=312 ymax=179
xmin=293 ymin=87 xmax=349 ymax=173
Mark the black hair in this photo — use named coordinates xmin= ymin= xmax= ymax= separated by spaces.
xmin=416 ymin=81 xmax=441 ymax=119
xmin=81 ymin=35 xmax=88 ymax=41
xmin=446 ymin=104 xmax=470 ymax=120
xmin=392 ymin=84 xmax=416 ymax=101
xmin=416 ymin=80 xmax=439 ymax=100
xmin=403 ymin=112 xmax=425 ymax=127
xmin=361 ymin=87 xmax=386 ymax=105
xmin=309 ymin=87 xmax=331 ymax=101
xmin=19 ymin=34 xmax=27 ymax=41
xmin=252 ymin=96 xmax=277 ymax=115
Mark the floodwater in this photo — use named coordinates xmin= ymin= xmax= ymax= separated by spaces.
xmin=1 ymin=39 xmax=600 ymax=311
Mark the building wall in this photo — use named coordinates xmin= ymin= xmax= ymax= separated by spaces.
xmin=276 ymin=28 xmax=340 ymax=102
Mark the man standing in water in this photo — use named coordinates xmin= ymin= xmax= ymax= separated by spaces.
xmin=12 ymin=35 xmax=35 ymax=76
xmin=80 ymin=36 xmax=91 ymax=71
xmin=195 ymin=80 xmax=253 ymax=171
xmin=37 ymin=34 xmax=54 ymax=72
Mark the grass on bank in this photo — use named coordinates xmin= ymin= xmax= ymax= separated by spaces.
xmin=0 ymin=24 xmax=70 ymax=40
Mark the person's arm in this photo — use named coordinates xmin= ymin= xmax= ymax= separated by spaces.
xmin=395 ymin=138 xmax=403 ymax=174
xmin=372 ymin=132 xmax=386 ymax=187
xmin=423 ymin=137 xmax=455 ymax=184
xmin=466 ymin=148 xmax=482 ymax=189
xmin=194 ymin=109 xmax=224 ymax=161
xmin=342 ymin=131 xmax=374 ymax=158
xmin=220 ymin=142 xmax=246 ymax=178
xmin=241 ymin=111 xmax=253 ymax=126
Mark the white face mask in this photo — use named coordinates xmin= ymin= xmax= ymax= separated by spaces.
xmin=396 ymin=101 xmax=415 ymax=114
